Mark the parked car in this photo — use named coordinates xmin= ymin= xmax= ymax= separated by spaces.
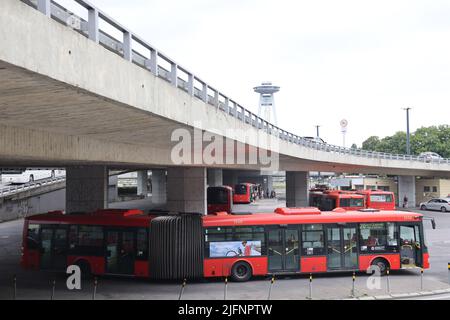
xmin=420 ymin=198 xmax=450 ymax=212
xmin=418 ymin=152 xmax=443 ymax=163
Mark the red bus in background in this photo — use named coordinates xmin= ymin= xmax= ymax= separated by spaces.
xmin=207 ymin=186 xmax=233 ymax=214
xmin=22 ymin=207 xmax=434 ymax=282
xmin=21 ymin=209 xmax=154 ymax=278
xmin=309 ymin=190 xmax=365 ymax=211
xmin=233 ymin=183 xmax=253 ymax=204
xmin=356 ymin=190 xmax=396 ymax=210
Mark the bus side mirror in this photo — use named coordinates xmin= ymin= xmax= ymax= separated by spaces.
xmin=424 ymin=217 xmax=436 ymax=230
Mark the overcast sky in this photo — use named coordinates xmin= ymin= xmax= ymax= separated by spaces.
xmin=60 ymin=0 xmax=450 ymax=147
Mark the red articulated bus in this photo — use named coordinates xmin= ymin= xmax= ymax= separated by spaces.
xmin=309 ymin=190 xmax=365 ymax=211
xmin=207 ymin=186 xmax=233 ymax=214
xmin=22 ymin=207 xmax=434 ymax=282
xmin=356 ymin=190 xmax=396 ymax=210
xmin=233 ymin=183 xmax=253 ymax=204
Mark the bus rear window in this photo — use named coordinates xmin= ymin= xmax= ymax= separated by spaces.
xmin=370 ymin=194 xmax=393 ymax=203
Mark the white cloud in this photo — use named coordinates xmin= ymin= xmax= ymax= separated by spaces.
xmin=77 ymin=0 xmax=450 ymax=147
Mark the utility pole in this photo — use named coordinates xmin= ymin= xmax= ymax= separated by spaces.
xmin=315 ymin=125 xmax=322 ymax=185
xmin=403 ymin=108 xmax=412 ymax=155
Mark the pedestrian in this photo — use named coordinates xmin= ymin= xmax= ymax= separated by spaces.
xmin=403 ymin=195 xmax=408 ymax=208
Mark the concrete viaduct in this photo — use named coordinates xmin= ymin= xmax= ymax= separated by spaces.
xmin=1 ymin=0 xmax=449 ymax=214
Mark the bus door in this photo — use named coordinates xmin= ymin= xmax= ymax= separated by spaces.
xmin=105 ymin=229 xmax=135 ymax=275
xmin=40 ymin=226 xmax=68 ymax=270
xmin=326 ymin=224 xmax=358 ymax=270
xmin=399 ymin=224 xmax=423 ymax=268
xmin=268 ymin=227 xmax=300 ymax=273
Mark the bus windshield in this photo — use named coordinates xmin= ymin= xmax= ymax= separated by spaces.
xmin=207 ymin=188 xmax=229 ymax=205
xmin=234 ymin=184 xmax=247 ymax=195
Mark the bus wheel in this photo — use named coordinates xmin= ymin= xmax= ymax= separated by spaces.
xmin=371 ymin=258 xmax=389 ymax=276
xmin=75 ymin=260 xmax=92 ymax=279
xmin=231 ymin=261 xmax=252 ymax=282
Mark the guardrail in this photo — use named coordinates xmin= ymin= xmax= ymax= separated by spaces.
xmin=0 ymin=176 xmax=66 ymax=198
xmin=20 ymin=0 xmax=450 ymax=166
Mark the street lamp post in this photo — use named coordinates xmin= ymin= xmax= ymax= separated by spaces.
xmin=403 ymin=108 xmax=412 ymax=155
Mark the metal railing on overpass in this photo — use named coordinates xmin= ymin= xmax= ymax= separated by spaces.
xmin=21 ymin=0 xmax=450 ymax=166
xmin=0 ymin=176 xmax=66 ymax=198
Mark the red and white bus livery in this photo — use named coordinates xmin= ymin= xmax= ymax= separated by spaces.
xmin=22 ymin=207 xmax=433 ymax=282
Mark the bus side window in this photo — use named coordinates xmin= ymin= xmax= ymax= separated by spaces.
xmin=27 ymin=224 xmax=40 ymax=250
xmin=68 ymin=225 xmax=78 ymax=250
xmin=301 ymin=224 xmax=324 ymax=256
xmin=136 ymin=228 xmax=148 ymax=260
xmin=414 ymin=225 xmax=422 ymax=247
xmin=73 ymin=226 xmax=104 ymax=256
xmin=387 ymin=223 xmax=398 ymax=248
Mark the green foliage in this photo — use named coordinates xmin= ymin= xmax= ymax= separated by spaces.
xmin=361 ymin=125 xmax=450 ymax=157
xmin=362 ymin=136 xmax=380 ymax=151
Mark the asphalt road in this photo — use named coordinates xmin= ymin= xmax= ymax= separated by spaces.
xmin=0 ymin=200 xmax=449 ymax=300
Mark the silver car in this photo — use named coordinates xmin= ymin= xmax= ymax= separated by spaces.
xmin=420 ymin=198 xmax=450 ymax=212
xmin=418 ymin=152 xmax=443 ymax=163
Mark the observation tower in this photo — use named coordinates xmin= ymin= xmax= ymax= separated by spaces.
xmin=254 ymin=82 xmax=280 ymax=125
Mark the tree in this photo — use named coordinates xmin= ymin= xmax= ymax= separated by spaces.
xmin=362 ymin=125 xmax=450 ymax=157
xmin=351 ymin=143 xmax=358 ymax=149
xmin=362 ymin=136 xmax=380 ymax=151
xmin=411 ymin=125 xmax=450 ymax=158
xmin=377 ymin=132 xmax=407 ymax=154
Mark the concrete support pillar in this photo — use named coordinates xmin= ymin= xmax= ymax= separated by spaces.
xmin=66 ymin=166 xmax=108 ymax=214
xmin=137 ymin=170 xmax=149 ymax=197
xmin=262 ymin=175 xmax=274 ymax=194
xmin=207 ymin=169 xmax=223 ymax=187
xmin=151 ymin=169 xmax=167 ymax=205
xmin=167 ymin=167 xmax=207 ymax=215
xmin=286 ymin=171 xmax=309 ymax=208
xmin=398 ymin=176 xmax=416 ymax=208
xmin=108 ymin=175 xmax=118 ymax=203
